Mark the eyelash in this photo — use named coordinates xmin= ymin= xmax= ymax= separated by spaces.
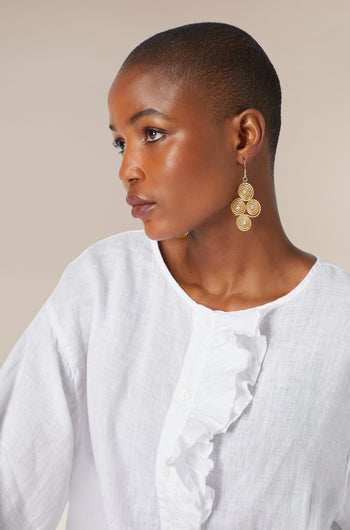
xmin=112 ymin=138 xmax=125 ymax=155
xmin=112 ymin=127 xmax=165 ymax=155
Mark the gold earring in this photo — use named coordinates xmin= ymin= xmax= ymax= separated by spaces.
xmin=230 ymin=160 xmax=261 ymax=231
xmin=176 ymin=231 xmax=189 ymax=239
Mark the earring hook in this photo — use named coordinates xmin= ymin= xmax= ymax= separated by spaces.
xmin=243 ymin=159 xmax=248 ymax=183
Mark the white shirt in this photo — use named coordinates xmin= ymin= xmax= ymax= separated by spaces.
xmin=1 ymin=230 xmax=350 ymax=530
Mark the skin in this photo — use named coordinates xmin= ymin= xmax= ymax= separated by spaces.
xmin=108 ymin=64 xmax=316 ymax=311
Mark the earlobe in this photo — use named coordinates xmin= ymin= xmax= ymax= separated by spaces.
xmin=234 ymin=109 xmax=265 ymax=163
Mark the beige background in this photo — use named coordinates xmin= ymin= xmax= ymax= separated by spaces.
xmin=0 ymin=0 xmax=349 ymax=528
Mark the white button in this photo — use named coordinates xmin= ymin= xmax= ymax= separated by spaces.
xmin=202 ymin=315 xmax=211 ymax=327
xmin=180 ymin=388 xmax=191 ymax=401
xmin=162 ymin=464 xmax=171 ymax=477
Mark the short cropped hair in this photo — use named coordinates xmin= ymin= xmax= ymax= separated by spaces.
xmin=121 ymin=22 xmax=282 ymax=168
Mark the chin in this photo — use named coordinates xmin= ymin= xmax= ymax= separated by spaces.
xmin=143 ymin=222 xmax=186 ymax=241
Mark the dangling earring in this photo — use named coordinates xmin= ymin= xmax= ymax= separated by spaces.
xmin=230 ymin=159 xmax=261 ymax=231
xmin=176 ymin=231 xmax=189 ymax=239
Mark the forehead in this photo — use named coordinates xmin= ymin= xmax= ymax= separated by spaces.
xmin=108 ymin=64 xmax=208 ymax=125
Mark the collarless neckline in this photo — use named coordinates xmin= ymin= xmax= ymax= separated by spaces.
xmin=148 ymin=236 xmax=323 ymax=316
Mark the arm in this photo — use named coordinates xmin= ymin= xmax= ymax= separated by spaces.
xmin=0 ymin=297 xmax=82 ymax=529
xmin=334 ymin=452 xmax=350 ymax=530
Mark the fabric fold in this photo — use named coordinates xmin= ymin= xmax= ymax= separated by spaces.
xmin=156 ymin=309 xmax=269 ymax=530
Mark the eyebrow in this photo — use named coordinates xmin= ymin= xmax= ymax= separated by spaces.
xmin=109 ymin=107 xmax=171 ymax=132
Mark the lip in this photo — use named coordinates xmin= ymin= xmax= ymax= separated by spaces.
xmin=126 ymin=194 xmax=156 ymax=219
xmin=131 ymin=203 xmax=156 ymax=218
xmin=126 ymin=194 xmax=155 ymax=206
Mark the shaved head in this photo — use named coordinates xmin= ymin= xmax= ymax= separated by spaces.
xmin=120 ymin=22 xmax=282 ymax=168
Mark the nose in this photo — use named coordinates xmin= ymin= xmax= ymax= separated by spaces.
xmin=118 ymin=148 xmax=145 ymax=186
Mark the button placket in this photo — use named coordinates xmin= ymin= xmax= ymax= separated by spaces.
xmin=155 ymin=313 xmax=213 ymax=530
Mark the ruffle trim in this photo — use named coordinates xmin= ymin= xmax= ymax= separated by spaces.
xmin=157 ymin=310 xmax=268 ymax=529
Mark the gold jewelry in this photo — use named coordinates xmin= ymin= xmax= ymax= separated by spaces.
xmin=230 ymin=160 xmax=261 ymax=231
xmin=176 ymin=231 xmax=189 ymax=238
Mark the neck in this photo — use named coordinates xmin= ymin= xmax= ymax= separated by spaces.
xmin=186 ymin=222 xmax=293 ymax=291
xmin=158 ymin=184 xmax=313 ymax=308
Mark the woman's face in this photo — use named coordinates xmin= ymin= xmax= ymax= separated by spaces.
xmin=108 ymin=64 xmax=239 ymax=240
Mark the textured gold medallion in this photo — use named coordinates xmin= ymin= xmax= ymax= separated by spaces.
xmin=238 ymin=183 xmax=254 ymax=201
xmin=230 ymin=198 xmax=246 ymax=215
xmin=246 ymin=199 xmax=261 ymax=218
xmin=236 ymin=214 xmax=251 ymax=231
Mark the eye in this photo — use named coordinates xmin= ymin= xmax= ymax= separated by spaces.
xmin=145 ymin=128 xmax=165 ymax=142
xmin=112 ymin=138 xmax=125 ymax=155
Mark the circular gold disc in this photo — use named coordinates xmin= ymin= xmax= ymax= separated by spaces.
xmin=230 ymin=198 xmax=246 ymax=216
xmin=238 ymin=183 xmax=254 ymax=200
xmin=246 ymin=199 xmax=261 ymax=218
xmin=236 ymin=214 xmax=252 ymax=231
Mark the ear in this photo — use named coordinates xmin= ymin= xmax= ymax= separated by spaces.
xmin=232 ymin=109 xmax=265 ymax=165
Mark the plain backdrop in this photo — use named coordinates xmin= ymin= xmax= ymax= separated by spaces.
xmin=1 ymin=0 xmax=349 ymax=527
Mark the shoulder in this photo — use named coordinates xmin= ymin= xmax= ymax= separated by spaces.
xmin=65 ymin=229 xmax=152 ymax=276
xmin=309 ymin=256 xmax=350 ymax=313
xmin=49 ymin=230 xmax=155 ymax=302
xmin=317 ymin=257 xmax=350 ymax=291
xmin=75 ymin=229 xmax=150 ymax=262
xmin=43 ymin=230 xmax=158 ymax=339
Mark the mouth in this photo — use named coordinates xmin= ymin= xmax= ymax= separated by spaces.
xmin=130 ymin=203 xmax=157 ymax=219
xmin=126 ymin=194 xmax=157 ymax=219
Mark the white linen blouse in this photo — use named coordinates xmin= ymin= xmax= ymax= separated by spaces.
xmin=1 ymin=230 xmax=350 ymax=530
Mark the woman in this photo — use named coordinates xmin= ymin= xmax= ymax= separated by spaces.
xmin=1 ymin=22 xmax=349 ymax=530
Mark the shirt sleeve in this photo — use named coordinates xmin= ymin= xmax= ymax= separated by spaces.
xmin=0 ymin=295 xmax=82 ymax=529
xmin=334 ymin=452 xmax=350 ymax=530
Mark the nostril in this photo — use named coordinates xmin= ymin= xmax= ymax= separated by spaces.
xmin=118 ymin=161 xmax=145 ymax=183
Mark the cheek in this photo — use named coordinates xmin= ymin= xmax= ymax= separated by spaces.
xmin=147 ymin=140 xmax=199 ymax=198
xmin=155 ymin=135 xmax=218 ymax=184
xmin=148 ymin=130 xmax=235 ymax=217
xmin=155 ymin=154 xmax=206 ymax=206
xmin=157 ymin=162 xmax=234 ymax=223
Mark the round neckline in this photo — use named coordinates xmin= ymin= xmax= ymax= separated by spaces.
xmin=149 ymin=236 xmax=323 ymax=316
